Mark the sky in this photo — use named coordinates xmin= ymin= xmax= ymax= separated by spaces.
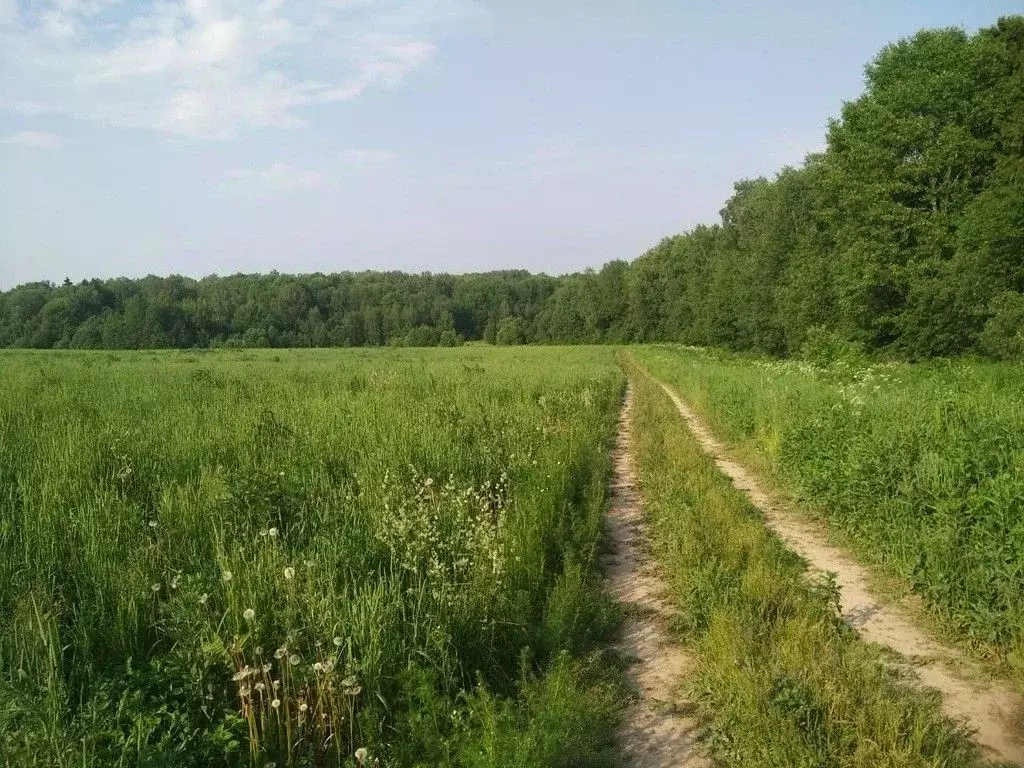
xmin=0 ymin=0 xmax=1021 ymax=289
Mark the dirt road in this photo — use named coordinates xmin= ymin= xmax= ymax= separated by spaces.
xmin=604 ymin=386 xmax=712 ymax=768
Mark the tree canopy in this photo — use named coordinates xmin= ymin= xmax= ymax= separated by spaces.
xmin=3 ymin=16 xmax=1022 ymax=359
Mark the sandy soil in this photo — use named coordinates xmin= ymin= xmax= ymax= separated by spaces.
xmin=656 ymin=379 xmax=1024 ymax=766
xmin=603 ymin=386 xmax=713 ymax=768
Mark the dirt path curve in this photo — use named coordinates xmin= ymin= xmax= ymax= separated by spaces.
xmin=603 ymin=385 xmax=713 ymax=768
xmin=654 ymin=378 xmax=1024 ymax=766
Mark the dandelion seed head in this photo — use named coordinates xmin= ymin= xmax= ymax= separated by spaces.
xmin=283 ymin=566 xmax=295 ymax=580
xmin=298 ymin=702 xmax=308 ymax=712
xmin=333 ymin=636 xmax=344 ymax=647
xmin=243 ymin=608 xmax=255 ymax=622
xmin=221 ymin=570 xmax=233 ymax=582
xmin=268 ymin=527 xmax=279 ymax=538
xmin=274 ymin=646 xmax=286 ymax=659
xmin=255 ymin=682 xmax=266 ymax=692
xmin=270 ymin=698 xmax=281 ymax=709
xmin=150 ymin=583 xmax=161 ymax=592
xmin=288 ymin=654 xmax=301 ymax=666
xmin=355 ymin=747 xmax=368 ymax=763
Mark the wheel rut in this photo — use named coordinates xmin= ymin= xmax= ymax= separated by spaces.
xmin=604 ymin=385 xmax=712 ymax=768
xmin=655 ymin=377 xmax=1024 ymax=766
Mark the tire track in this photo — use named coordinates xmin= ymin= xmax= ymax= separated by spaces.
xmin=604 ymin=385 xmax=713 ymax=768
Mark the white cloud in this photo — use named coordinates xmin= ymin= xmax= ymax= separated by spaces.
xmin=0 ymin=0 xmax=464 ymax=139
xmin=0 ymin=130 xmax=64 ymax=148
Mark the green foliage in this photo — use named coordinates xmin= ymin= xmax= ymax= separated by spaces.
xmin=0 ymin=347 xmax=624 ymax=766
xmin=798 ymin=326 xmax=867 ymax=368
xmin=495 ymin=317 xmax=526 ymax=346
xmin=979 ymin=292 xmax=1024 ymax=359
xmin=453 ymin=655 xmax=619 ymax=768
xmin=626 ymin=364 xmax=979 ymax=767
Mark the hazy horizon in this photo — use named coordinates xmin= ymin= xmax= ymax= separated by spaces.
xmin=2 ymin=0 xmax=1020 ymax=291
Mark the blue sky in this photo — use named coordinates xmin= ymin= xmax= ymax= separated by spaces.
xmin=1 ymin=0 xmax=1020 ymax=289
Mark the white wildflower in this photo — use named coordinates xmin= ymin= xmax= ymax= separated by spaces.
xmin=221 ymin=570 xmax=233 ymax=582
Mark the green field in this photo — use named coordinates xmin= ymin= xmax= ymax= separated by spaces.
xmin=2 ymin=345 xmax=1022 ymax=767
xmin=0 ymin=347 xmax=624 ymax=766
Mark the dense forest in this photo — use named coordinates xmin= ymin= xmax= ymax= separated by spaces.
xmin=2 ymin=17 xmax=1022 ymax=359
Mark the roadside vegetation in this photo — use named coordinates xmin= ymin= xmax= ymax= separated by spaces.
xmin=0 ymin=347 xmax=624 ymax=767
xmin=635 ymin=344 xmax=1024 ymax=677
xmin=624 ymin=359 xmax=982 ymax=767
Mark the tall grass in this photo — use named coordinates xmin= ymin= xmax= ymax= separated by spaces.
xmin=0 ymin=347 xmax=623 ymax=766
xmin=625 ymin=360 xmax=980 ymax=767
xmin=634 ymin=345 xmax=1024 ymax=674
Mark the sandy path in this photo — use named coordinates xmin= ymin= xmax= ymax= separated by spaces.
xmin=655 ymin=378 xmax=1024 ymax=766
xmin=604 ymin=386 xmax=713 ymax=768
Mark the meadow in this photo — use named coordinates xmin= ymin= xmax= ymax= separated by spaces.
xmin=4 ymin=343 xmax=1023 ymax=767
xmin=634 ymin=345 xmax=1024 ymax=672
xmin=0 ymin=347 xmax=624 ymax=767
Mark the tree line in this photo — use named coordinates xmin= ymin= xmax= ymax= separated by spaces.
xmin=2 ymin=17 xmax=1022 ymax=359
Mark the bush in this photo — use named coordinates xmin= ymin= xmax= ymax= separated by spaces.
xmin=799 ymin=325 xmax=867 ymax=367
xmin=979 ymin=291 xmax=1024 ymax=360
